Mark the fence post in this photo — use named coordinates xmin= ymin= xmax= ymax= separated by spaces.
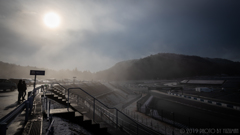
xmin=67 ymin=89 xmax=69 ymax=111
xmin=45 ymin=97 xmax=47 ymax=112
xmin=25 ymin=101 xmax=29 ymax=123
xmin=29 ymin=97 xmax=33 ymax=115
xmin=93 ymin=98 xmax=95 ymax=122
xmin=47 ymin=99 xmax=50 ymax=120
xmin=0 ymin=122 xmax=7 ymax=135
xmin=116 ymin=110 xmax=118 ymax=127
xmin=27 ymin=91 xmax=31 ymax=98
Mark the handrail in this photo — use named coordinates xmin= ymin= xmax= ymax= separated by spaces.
xmin=67 ymin=87 xmax=161 ymax=135
xmin=49 ymin=83 xmax=161 ymax=135
xmin=0 ymin=86 xmax=41 ymax=124
xmin=0 ymin=85 xmax=47 ymax=135
xmin=45 ymin=119 xmax=55 ymax=135
xmin=0 ymin=101 xmax=26 ymax=124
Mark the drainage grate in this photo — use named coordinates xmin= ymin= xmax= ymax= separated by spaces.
xmin=29 ymin=121 xmax=41 ymax=135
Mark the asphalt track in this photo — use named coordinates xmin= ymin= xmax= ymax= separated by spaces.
xmin=149 ymin=90 xmax=240 ymax=128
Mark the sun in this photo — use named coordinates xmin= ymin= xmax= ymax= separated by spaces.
xmin=44 ymin=12 xmax=60 ymax=28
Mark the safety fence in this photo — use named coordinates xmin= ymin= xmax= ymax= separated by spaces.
xmin=0 ymin=85 xmax=48 ymax=135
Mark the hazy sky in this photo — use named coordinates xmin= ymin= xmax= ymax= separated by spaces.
xmin=0 ymin=0 xmax=239 ymax=72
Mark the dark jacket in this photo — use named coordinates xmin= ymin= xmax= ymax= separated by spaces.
xmin=22 ymin=82 xmax=27 ymax=91
xmin=17 ymin=81 xmax=22 ymax=91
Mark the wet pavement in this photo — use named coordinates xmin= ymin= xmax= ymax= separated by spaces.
xmin=0 ymin=85 xmax=40 ymax=135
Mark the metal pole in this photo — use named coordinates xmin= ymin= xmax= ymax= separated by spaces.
xmin=47 ymin=99 xmax=50 ymax=120
xmin=29 ymin=97 xmax=33 ymax=114
xmin=34 ymin=74 xmax=36 ymax=90
xmin=116 ymin=110 xmax=118 ymax=127
xmin=93 ymin=98 xmax=95 ymax=122
xmin=25 ymin=101 xmax=29 ymax=123
xmin=67 ymin=89 xmax=69 ymax=111
xmin=0 ymin=122 xmax=7 ymax=135
xmin=45 ymin=97 xmax=47 ymax=112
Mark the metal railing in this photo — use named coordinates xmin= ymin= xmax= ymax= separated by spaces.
xmin=49 ymin=83 xmax=161 ymax=135
xmin=45 ymin=119 xmax=55 ymax=135
xmin=0 ymin=85 xmax=47 ymax=135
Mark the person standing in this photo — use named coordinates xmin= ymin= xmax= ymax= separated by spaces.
xmin=17 ymin=80 xmax=23 ymax=103
xmin=22 ymin=80 xmax=27 ymax=100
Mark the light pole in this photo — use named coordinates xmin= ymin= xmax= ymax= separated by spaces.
xmin=73 ymin=77 xmax=76 ymax=84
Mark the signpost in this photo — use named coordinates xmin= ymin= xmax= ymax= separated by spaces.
xmin=30 ymin=70 xmax=45 ymax=90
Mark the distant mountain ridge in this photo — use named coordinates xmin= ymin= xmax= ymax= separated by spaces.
xmin=0 ymin=61 xmax=93 ymax=80
xmin=95 ymin=53 xmax=240 ymax=80
xmin=1 ymin=53 xmax=240 ymax=80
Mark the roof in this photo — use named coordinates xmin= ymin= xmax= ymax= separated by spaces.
xmin=183 ymin=80 xmax=224 ymax=85
xmin=180 ymin=80 xmax=188 ymax=84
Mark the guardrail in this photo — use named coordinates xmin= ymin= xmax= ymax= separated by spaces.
xmin=0 ymin=85 xmax=47 ymax=135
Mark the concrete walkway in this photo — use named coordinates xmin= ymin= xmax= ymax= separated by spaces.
xmin=0 ymin=85 xmax=38 ymax=135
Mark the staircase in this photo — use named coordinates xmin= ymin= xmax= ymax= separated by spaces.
xmin=42 ymin=87 xmax=109 ymax=135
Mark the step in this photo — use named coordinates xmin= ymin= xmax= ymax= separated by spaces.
xmin=45 ymin=95 xmax=69 ymax=106
xmin=41 ymin=93 xmax=54 ymax=97
xmin=50 ymin=108 xmax=74 ymax=114
xmin=83 ymin=115 xmax=92 ymax=125
xmin=45 ymin=93 xmax=54 ymax=96
xmin=73 ymin=112 xmax=83 ymax=123
xmin=49 ymin=89 xmax=64 ymax=97
xmin=98 ymin=122 xmax=108 ymax=133
xmin=81 ymin=116 xmax=108 ymax=134
xmin=70 ymin=103 xmax=78 ymax=108
xmin=91 ymin=121 xmax=100 ymax=129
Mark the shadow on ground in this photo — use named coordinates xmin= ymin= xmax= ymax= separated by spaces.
xmin=4 ymin=101 xmax=21 ymax=110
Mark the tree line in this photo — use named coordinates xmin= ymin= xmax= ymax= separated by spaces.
xmin=1 ymin=53 xmax=240 ymax=81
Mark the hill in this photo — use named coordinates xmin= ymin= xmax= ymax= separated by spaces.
xmin=95 ymin=53 xmax=240 ymax=80
xmin=1 ymin=53 xmax=240 ymax=80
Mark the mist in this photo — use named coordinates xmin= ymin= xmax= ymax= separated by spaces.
xmin=0 ymin=0 xmax=240 ymax=72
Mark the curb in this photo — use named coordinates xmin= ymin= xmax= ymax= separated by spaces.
xmin=167 ymin=92 xmax=240 ymax=111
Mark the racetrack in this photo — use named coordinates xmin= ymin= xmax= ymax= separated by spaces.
xmin=145 ymin=90 xmax=240 ymax=128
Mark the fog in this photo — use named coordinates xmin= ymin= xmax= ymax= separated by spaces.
xmin=0 ymin=0 xmax=240 ymax=72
